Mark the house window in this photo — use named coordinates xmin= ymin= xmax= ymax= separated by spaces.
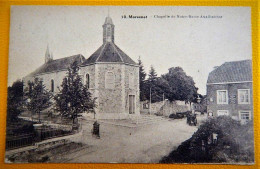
xmin=238 ymin=89 xmax=250 ymax=104
xmin=239 ymin=111 xmax=251 ymax=124
xmin=217 ymin=110 xmax=229 ymax=116
xmin=129 ymin=73 xmax=134 ymax=89
xmin=105 ymin=72 xmax=115 ymax=89
xmin=86 ymin=74 xmax=90 ymax=89
xmin=239 ymin=111 xmax=251 ymax=120
xmin=51 ymin=79 xmax=54 ymax=92
xmin=217 ymin=90 xmax=228 ymax=104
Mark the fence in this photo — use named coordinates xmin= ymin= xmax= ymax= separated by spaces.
xmin=6 ymin=134 xmax=34 ymax=150
xmin=6 ymin=126 xmax=74 ymax=151
xmin=38 ymin=128 xmax=73 ymax=141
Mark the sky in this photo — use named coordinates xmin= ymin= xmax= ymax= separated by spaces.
xmin=8 ymin=6 xmax=252 ymax=94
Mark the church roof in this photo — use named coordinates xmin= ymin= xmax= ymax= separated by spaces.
xmin=207 ymin=60 xmax=252 ymax=84
xmin=82 ymin=42 xmax=137 ymax=66
xmin=27 ymin=54 xmax=85 ymax=77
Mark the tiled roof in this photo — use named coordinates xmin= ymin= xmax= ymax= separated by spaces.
xmin=82 ymin=42 xmax=137 ymax=66
xmin=27 ymin=54 xmax=85 ymax=77
xmin=207 ymin=60 xmax=252 ymax=84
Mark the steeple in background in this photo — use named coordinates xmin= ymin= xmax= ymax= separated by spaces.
xmin=45 ymin=44 xmax=53 ymax=63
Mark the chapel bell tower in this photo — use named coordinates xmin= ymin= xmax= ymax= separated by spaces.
xmin=103 ymin=16 xmax=115 ymax=43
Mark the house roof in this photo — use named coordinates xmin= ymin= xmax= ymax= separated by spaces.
xmin=207 ymin=60 xmax=252 ymax=84
xmin=82 ymin=42 xmax=137 ymax=66
xmin=27 ymin=54 xmax=85 ymax=77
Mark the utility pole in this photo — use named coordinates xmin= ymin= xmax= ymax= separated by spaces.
xmin=149 ymin=87 xmax=151 ymax=115
xmin=162 ymin=93 xmax=165 ymax=115
xmin=163 ymin=93 xmax=165 ymax=105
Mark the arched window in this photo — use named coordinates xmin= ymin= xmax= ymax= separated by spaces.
xmin=51 ymin=79 xmax=54 ymax=92
xmin=105 ymin=72 xmax=115 ymax=89
xmin=129 ymin=73 xmax=134 ymax=89
xmin=86 ymin=74 xmax=90 ymax=89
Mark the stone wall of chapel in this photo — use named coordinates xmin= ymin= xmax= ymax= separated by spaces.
xmin=23 ymin=65 xmax=96 ymax=93
xmin=23 ymin=70 xmax=67 ymax=93
xmin=124 ymin=65 xmax=140 ymax=115
xmin=79 ymin=65 xmax=95 ymax=89
xmin=97 ymin=64 xmax=123 ymax=114
xmin=23 ymin=63 xmax=140 ymax=117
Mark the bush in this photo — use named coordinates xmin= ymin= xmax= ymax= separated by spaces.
xmin=160 ymin=116 xmax=254 ymax=163
xmin=6 ymin=119 xmax=35 ymax=136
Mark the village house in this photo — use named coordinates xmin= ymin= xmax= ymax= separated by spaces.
xmin=23 ymin=16 xmax=140 ymax=119
xmin=206 ymin=60 xmax=253 ymax=123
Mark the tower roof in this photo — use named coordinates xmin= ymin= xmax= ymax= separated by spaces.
xmin=83 ymin=16 xmax=137 ymax=66
xmin=82 ymin=42 xmax=137 ymax=66
xmin=45 ymin=44 xmax=50 ymax=56
xmin=104 ymin=16 xmax=113 ymax=25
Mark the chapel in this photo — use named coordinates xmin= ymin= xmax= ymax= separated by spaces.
xmin=23 ymin=16 xmax=140 ymax=119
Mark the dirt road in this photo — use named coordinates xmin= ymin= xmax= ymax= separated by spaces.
xmin=65 ymin=117 xmax=203 ymax=163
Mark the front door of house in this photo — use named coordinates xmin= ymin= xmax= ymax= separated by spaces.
xmin=129 ymin=95 xmax=135 ymax=114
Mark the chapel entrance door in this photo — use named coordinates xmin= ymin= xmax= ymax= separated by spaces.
xmin=129 ymin=95 xmax=135 ymax=114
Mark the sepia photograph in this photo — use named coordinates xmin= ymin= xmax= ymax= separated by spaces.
xmin=5 ymin=6 xmax=254 ymax=164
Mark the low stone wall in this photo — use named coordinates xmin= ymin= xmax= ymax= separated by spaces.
xmin=157 ymin=101 xmax=189 ymax=117
xmin=5 ymin=133 xmax=76 ymax=158
xmin=140 ymin=101 xmax=164 ymax=114
xmin=19 ymin=116 xmax=73 ymax=131
xmin=96 ymin=112 xmax=129 ymax=120
xmin=140 ymin=100 xmax=190 ymax=116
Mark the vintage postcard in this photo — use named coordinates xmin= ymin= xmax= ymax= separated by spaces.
xmin=5 ymin=6 xmax=254 ymax=164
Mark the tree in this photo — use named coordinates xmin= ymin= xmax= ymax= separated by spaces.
xmin=54 ymin=61 xmax=96 ymax=124
xmin=148 ymin=65 xmax=157 ymax=83
xmin=145 ymin=66 xmax=165 ymax=103
xmin=162 ymin=67 xmax=198 ymax=103
xmin=7 ymin=80 xmax=24 ymax=122
xmin=138 ymin=57 xmax=147 ymax=101
xmin=24 ymin=78 xmax=52 ymax=122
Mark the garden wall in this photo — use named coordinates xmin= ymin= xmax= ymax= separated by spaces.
xmin=140 ymin=100 xmax=190 ymax=116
